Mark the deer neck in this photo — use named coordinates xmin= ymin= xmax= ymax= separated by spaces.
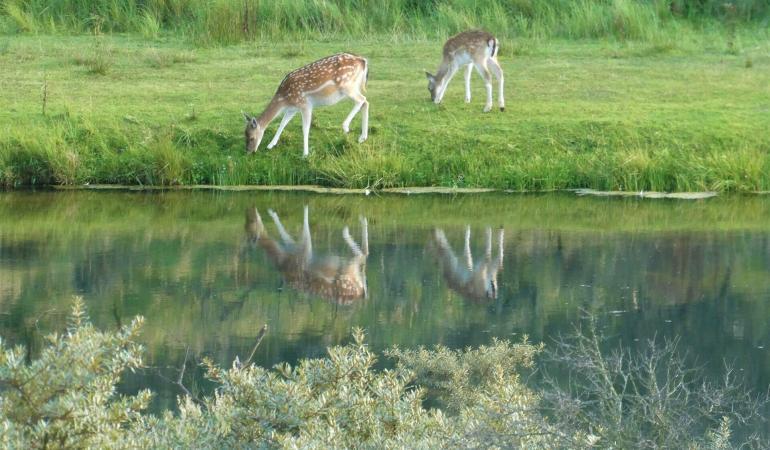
xmin=257 ymin=97 xmax=285 ymax=129
xmin=434 ymin=61 xmax=452 ymax=85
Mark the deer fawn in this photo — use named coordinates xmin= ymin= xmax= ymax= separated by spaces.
xmin=431 ymin=226 xmax=504 ymax=301
xmin=243 ymin=53 xmax=369 ymax=157
xmin=425 ymin=30 xmax=505 ymax=112
xmin=243 ymin=205 xmax=369 ymax=304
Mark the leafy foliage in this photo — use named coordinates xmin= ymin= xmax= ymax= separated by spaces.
xmin=0 ymin=297 xmax=150 ymax=449
xmin=1 ymin=300 xmax=766 ymax=448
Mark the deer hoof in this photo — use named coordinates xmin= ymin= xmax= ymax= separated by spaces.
xmin=500 ymin=107 xmax=506 ymax=112
xmin=465 ymin=97 xmax=471 ymax=103
xmin=358 ymin=135 xmax=367 ymax=143
xmin=483 ymin=106 xmax=492 ymax=113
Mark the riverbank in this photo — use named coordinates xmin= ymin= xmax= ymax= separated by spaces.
xmin=1 ymin=34 xmax=769 ymax=191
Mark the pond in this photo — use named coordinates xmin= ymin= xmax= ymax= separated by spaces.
xmin=1 ymin=190 xmax=769 ymax=412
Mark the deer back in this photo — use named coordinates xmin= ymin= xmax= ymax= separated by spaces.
xmin=443 ymin=30 xmax=497 ymax=60
xmin=276 ymin=53 xmax=367 ymax=106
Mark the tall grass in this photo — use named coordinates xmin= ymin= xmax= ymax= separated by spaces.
xmin=2 ymin=0 xmax=768 ymax=44
xmin=3 ymin=111 xmax=768 ymax=191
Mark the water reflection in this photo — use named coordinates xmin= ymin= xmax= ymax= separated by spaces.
xmin=431 ymin=227 xmax=504 ymax=302
xmin=242 ymin=205 xmax=369 ymax=305
xmin=2 ymin=190 xmax=770 ymax=412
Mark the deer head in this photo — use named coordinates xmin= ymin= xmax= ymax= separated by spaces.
xmin=425 ymin=71 xmax=437 ymax=102
xmin=243 ymin=112 xmax=264 ymax=153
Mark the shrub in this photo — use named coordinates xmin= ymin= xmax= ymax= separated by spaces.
xmin=538 ymin=315 xmax=769 ymax=449
xmin=1 ymin=299 xmax=766 ymax=448
xmin=0 ymin=298 xmax=150 ymax=449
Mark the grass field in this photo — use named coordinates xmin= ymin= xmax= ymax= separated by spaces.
xmin=1 ymin=31 xmax=769 ymax=191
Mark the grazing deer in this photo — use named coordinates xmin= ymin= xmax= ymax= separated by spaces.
xmin=243 ymin=53 xmax=369 ymax=157
xmin=425 ymin=30 xmax=505 ymax=112
xmin=431 ymin=226 xmax=504 ymax=302
xmin=243 ymin=205 xmax=369 ymax=305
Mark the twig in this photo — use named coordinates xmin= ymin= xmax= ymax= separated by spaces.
xmin=240 ymin=324 xmax=268 ymax=368
xmin=174 ymin=346 xmax=204 ymax=406
xmin=41 ymin=74 xmax=48 ymax=116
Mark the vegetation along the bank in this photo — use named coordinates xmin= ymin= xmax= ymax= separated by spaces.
xmin=1 ymin=299 xmax=767 ymax=448
xmin=1 ymin=1 xmax=769 ymax=191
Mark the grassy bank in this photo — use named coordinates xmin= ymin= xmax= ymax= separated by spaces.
xmin=2 ymin=0 xmax=768 ymax=44
xmin=0 ymin=32 xmax=769 ymax=191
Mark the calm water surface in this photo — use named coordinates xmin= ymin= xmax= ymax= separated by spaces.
xmin=1 ymin=190 xmax=769 ymax=411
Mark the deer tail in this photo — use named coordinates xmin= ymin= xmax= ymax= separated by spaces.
xmin=489 ymin=38 xmax=499 ymax=58
xmin=361 ymin=58 xmax=369 ymax=92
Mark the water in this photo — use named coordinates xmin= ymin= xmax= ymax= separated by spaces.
xmin=1 ymin=190 xmax=769 ymax=411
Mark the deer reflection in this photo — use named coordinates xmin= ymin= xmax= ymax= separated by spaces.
xmin=431 ymin=226 xmax=504 ymax=302
xmin=244 ymin=206 xmax=368 ymax=304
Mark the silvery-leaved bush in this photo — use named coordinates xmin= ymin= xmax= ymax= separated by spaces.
xmin=2 ymin=298 xmax=763 ymax=449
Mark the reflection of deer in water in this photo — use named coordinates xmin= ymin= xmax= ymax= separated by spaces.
xmin=432 ymin=226 xmax=504 ymax=301
xmin=244 ymin=206 xmax=369 ymax=304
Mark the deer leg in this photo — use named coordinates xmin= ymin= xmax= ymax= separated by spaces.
xmin=268 ymin=209 xmax=295 ymax=245
xmin=435 ymin=64 xmax=459 ymax=104
xmin=464 ymin=226 xmax=473 ymax=270
xmin=298 ymin=205 xmax=312 ymax=264
xmin=300 ymin=107 xmax=312 ymax=157
xmin=342 ymin=96 xmax=364 ymax=134
xmin=358 ymin=96 xmax=369 ymax=143
xmin=343 ymin=226 xmax=363 ymax=257
xmin=360 ymin=216 xmax=368 ymax=256
xmin=267 ymin=109 xmax=297 ymax=149
xmin=488 ymin=228 xmax=505 ymax=295
xmin=485 ymin=227 xmax=493 ymax=261
xmin=464 ymin=64 xmax=473 ymax=103
xmin=496 ymin=228 xmax=504 ymax=269
xmin=342 ymin=92 xmax=369 ymax=143
xmin=488 ymin=57 xmax=505 ymax=112
xmin=434 ymin=228 xmax=459 ymax=270
xmin=473 ymin=61 xmax=493 ymax=113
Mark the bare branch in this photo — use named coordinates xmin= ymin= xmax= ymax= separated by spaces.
xmin=174 ymin=346 xmax=204 ymax=406
xmin=239 ymin=324 xmax=268 ymax=368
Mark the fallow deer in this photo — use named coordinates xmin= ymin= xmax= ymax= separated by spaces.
xmin=243 ymin=205 xmax=369 ymax=305
xmin=431 ymin=226 xmax=504 ymax=302
xmin=243 ymin=53 xmax=369 ymax=157
xmin=425 ymin=30 xmax=505 ymax=112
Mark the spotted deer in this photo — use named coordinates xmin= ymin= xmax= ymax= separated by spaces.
xmin=243 ymin=205 xmax=369 ymax=304
xmin=243 ymin=53 xmax=369 ymax=157
xmin=431 ymin=226 xmax=504 ymax=301
xmin=425 ymin=30 xmax=505 ymax=112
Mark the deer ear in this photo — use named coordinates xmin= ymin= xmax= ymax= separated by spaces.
xmin=242 ymin=111 xmax=251 ymax=123
xmin=424 ymin=71 xmax=434 ymax=81
xmin=250 ymin=118 xmax=258 ymax=129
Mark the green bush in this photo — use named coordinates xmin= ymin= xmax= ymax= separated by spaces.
xmin=0 ymin=299 xmax=567 ymax=448
xmin=1 ymin=299 xmax=766 ymax=448
xmin=0 ymin=298 xmax=149 ymax=449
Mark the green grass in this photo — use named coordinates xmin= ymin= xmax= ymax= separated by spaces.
xmin=2 ymin=0 xmax=768 ymax=44
xmin=0 ymin=33 xmax=769 ymax=191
